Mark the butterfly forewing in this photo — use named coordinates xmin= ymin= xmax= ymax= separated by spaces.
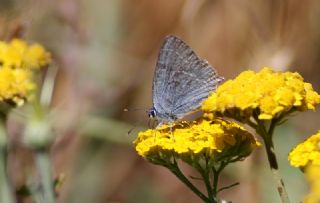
xmin=152 ymin=35 xmax=223 ymax=121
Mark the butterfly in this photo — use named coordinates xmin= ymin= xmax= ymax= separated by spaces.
xmin=148 ymin=35 xmax=224 ymax=125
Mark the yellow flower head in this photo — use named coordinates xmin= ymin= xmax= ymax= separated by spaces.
xmin=134 ymin=118 xmax=260 ymax=164
xmin=202 ymin=67 xmax=320 ymax=121
xmin=0 ymin=39 xmax=51 ymax=69
xmin=0 ymin=67 xmax=35 ymax=106
xmin=0 ymin=39 xmax=51 ymax=106
xmin=288 ymin=131 xmax=320 ymax=168
xmin=23 ymin=43 xmax=51 ymax=69
xmin=303 ymin=165 xmax=320 ymax=203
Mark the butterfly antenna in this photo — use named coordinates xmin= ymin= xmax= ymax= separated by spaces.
xmin=127 ymin=124 xmax=137 ymax=136
xmin=123 ymin=107 xmax=148 ymax=112
xmin=124 ymin=107 xmax=148 ymax=136
xmin=126 ymin=117 xmax=147 ymax=136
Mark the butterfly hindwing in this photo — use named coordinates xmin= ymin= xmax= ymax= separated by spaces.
xmin=152 ymin=35 xmax=223 ymax=121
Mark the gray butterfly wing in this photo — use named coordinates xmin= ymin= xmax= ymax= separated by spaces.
xmin=152 ymin=35 xmax=223 ymax=120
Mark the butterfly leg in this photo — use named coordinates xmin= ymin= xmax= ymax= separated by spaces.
xmin=153 ymin=128 xmax=158 ymax=142
xmin=152 ymin=119 xmax=165 ymax=142
xmin=169 ymin=122 xmax=175 ymax=142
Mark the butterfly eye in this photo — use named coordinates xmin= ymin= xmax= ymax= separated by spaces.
xmin=148 ymin=108 xmax=157 ymax=118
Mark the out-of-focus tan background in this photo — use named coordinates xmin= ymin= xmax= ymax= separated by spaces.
xmin=1 ymin=0 xmax=320 ymax=202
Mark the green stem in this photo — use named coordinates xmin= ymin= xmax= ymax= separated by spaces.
xmin=0 ymin=117 xmax=15 ymax=203
xmin=254 ymin=117 xmax=290 ymax=203
xmin=0 ymin=147 xmax=15 ymax=203
xmin=261 ymin=134 xmax=290 ymax=203
xmin=35 ymin=150 xmax=56 ymax=203
xmin=170 ymin=159 xmax=209 ymax=202
xmin=212 ymin=161 xmax=227 ymax=196
xmin=217 ymin=182 xmax=240 ymax=193
xmin=268 ymin=118 xmax=277 ymax=137
xmin=195 ymin=160 xmax=215 ymax=203
xmin=212 ymin=167 xmax=219 ymax=197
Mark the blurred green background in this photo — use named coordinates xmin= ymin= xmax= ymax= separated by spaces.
xmin=1 ymin=0 xmax=320 ymax=202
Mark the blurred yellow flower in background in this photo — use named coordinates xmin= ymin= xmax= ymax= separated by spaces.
xmin=202 ymin=67 xmax=320 ymax=121
xmin=0 ymin=68 xmax=34 ymax=106
xmin=303 ymin=165 xmax=320 ymax=203
xmin=288 ymin=131 xmax=320 ymax=168
xmin=0 ymin=39 xmax=51 ymax=106
xmin=0 ymin=39 xmax=51 ymax=69
xmin=289 ymin=131 xmax=320 ymax=203
xmin=134 ymin=118 xmax=260 ymax=164
xmin=23 ymin=43 xmax=51 ymax=69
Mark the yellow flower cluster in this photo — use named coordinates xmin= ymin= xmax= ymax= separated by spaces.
xmin=0 ymin=39 xmax=51 ymax=69
xmin=0 ymin=39 xmax=51 ymax=105
xmin=289 ymin=132 xmax=320 ymax=203
xmin=288 ymin=131 xmax=320 ymax=168
xmin=0 ymin=68 xmax=35 ymax=106
xmin=288 ymin=130 xmax=320 ymax=202
xmin=134 ymin=118 xmax=260 ymax=162
xmin=202 ymin=67 xmax=320 ymax=120
xmin=303 ymin=165 xmax=320 ymax=203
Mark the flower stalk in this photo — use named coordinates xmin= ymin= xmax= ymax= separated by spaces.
xmin=251 ymin=115 xmax=290 ymax=203
xmin=23 ymin=104 xmax=56 ymax=203
xmin=194 ymin=160 xmax=215 ymax=203
xmin=0 ymin=148 xmax=15 ymax=203
xmin=170 ymin=158 xmax=236 ymax=203
xmin=170 ymin=158 xmax=209 ymax=202
xmin=35 ymin=150 xmax=56 ymax=203
xmin=163 ymin=157 xmax=229 ymax=203
xmin=212 ymin=162 xmax=227 ymax=197
xmin=0 ymin=116 xmax=15 ymax=203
